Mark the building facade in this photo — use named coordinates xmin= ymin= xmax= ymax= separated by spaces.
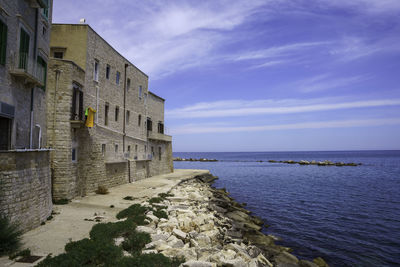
xmin=0 ymin=0 xmax=53 ymax=232
xmin=47 ymin=24 xmax=173 ymax=200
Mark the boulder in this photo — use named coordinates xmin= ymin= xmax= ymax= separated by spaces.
xmin=313 ymin=257 xmax=329 ymax=267
xmin=136 ymin=226 xmax=155 ymax=234
xmin=299 ymin=260 xmax=319 ymax=267
xmin=182 ymin=260 xmax=216 ymax=267
xmin=173 ymin=228 xmax=187 ymax=240
xmin=274 ymin=252 xmax=299 ymax=265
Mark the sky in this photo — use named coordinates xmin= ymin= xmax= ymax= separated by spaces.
xmin=53 ymin=0 xmax=400 ymax=152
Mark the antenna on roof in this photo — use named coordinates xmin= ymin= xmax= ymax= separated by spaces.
xmin=79 ymin=18 xmax=86 ymax=24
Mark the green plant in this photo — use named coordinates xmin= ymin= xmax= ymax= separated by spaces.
xmin=46 ymin=215 xmax=53 ymax=221
xmin=121 ymin=232 xmax=151 ymax=253
xmin=153 ymin=209 xmax=168 ymax=219
xmin=53 ymin=199 xmax=69 ymax=205
xmin=90 ymin=219 xmax=136 ymax=242
xmin=148 ymin=197 xmax=162 ymax=204
xmin=95 ymin=185 xmax=109 ymax=194
xmin=0 ymin=217 xmax=22 ymax=256
xmin=9 ymin=248 xmax=31 ymax=260
xmin=116 ymin=204 xmax=148 ymax=225
xmin=158 ymin=192 xmax=174 ymax=198
xmin=116 ymin=253 xmax=185 ymax=267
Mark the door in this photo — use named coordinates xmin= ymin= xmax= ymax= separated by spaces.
xmin=0 ymin=116 xmax=11 ymax=150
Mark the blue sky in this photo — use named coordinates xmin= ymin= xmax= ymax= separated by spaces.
xmin=53 ymin=0 xmax=400 ymax=152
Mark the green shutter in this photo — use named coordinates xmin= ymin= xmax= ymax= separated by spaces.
xmin=19 ymin=29 xmax=30 ymax=70
xmin=0 ymin=21 xmax=7 ymax=65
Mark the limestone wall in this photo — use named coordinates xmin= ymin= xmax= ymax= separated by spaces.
xmin=0 ymin=151 xmax=52 ymax=233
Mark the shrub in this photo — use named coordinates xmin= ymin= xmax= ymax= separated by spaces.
xmin=53 ymin=199 xmax=69 ymax=205
xmin=121 ymin=232 xmax=151 ymax=253
xmin=9 ymin=248 xmax=31 ymax=260
xmin=116 ymin=204 xmax=148 ymax=225
xmin=90 ymin=219 xmax=136 ymax=242
xmin=0 ymin=217 xmax=22 ymax=256
xmin=158 ymin=192 xmax=174 ymax=198
xmin=38 ymin=238 xmax=123 ymax=266
xmin=116 ymin=253 xmax=185 ymax=267
xmin=148 ymin=197 xmax=163 ymax=204
xmin=95 ymin=185 xmax=109 ymax=194
xmin=153 ymin=209 xmax=168 ymax=219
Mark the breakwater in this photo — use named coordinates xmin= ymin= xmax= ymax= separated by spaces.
xmin=139 ymin=174 xmax=328 ymax=267
xmin=268 ymin=160 xmax=361 ymax=166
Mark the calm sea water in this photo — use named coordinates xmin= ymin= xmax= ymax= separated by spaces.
xmin=173 ymin=151 xmax=400 ymax=267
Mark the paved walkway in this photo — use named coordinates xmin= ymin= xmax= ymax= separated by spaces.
xmin=0 ymin=169 xmax=209 ymax=266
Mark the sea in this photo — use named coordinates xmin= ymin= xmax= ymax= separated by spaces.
xmin=173 ymin=151 xmax=400 ymax=267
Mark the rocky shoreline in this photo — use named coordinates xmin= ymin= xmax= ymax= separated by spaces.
xmin=139 ymin=174 xmax=329 ymax=267
xmin=268 ymin=160 xmax=361 ymax=166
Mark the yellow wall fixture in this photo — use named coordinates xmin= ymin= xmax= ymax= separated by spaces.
xmin=85 ymin=107 xmax=96 ymax=127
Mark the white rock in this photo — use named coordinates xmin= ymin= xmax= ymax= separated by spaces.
xmin=114 ymin=237 xmax=124 ymax=246
xmin=146 ymin=214 xmax=159 ymax=223
xmin=151 ymin=232 xmax=170 ymax=242
xmin=136 ymin=226 xmax=155 ymax=234
xmin=173 ymin=228 xmax=187 ymax=240
xmin=195 ymin=234 xmax=211 ymax=247
xmin=142 ymin=249 xmax=158 ymax=254
xmin=182 ymin=260 xmax=216 ymax=267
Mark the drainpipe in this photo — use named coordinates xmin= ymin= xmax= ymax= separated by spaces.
xmin=29 ymin=88 xmax=34 ymax=148
xmin=52 ymin=70 xmax=61 ymax=148
xmin=29 ymin=8 xmax=39 ymax=149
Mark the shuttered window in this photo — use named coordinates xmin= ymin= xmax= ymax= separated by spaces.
xmin=0 ymin=20 xmax=7 ymax=65
xmin=37 ymin=56 xmax=47 ymax=90
xmin=19 ymin=28 xmax=30 ymax=70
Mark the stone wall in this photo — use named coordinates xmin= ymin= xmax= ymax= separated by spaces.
xmin=0 ymin=151 xmax=52 ymax=233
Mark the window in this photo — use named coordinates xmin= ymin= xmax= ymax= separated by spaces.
xmin=0 ymin=116 xmax=11 ymax=150
xmin=19 ymin=28 xmax=30 ymax=70
xmin=115 ymin=106 xmax=119 ymax=121
xmin=42 ymin=0 xmax=49 ymax=19
xmin=127 ymin=78 xmax=131 ymax=90
xmin=144 ymin=93 xmax=147 ymax=105
xmin=53 ymin=51 xmax=63 ymax=59
xmin=139 ymin=86 xmax=142 ymax=98
xmin=106 ymin=64 xmax=110 ymax=79
xmin=151 ymin=146 xmax=154 ymax=156
xmin=147 ymin=118 xmax=152 ymax=131
xmin=0 ymin=20 xmax=7 ymax=65
xmin=37 ymin=56 xmax=47 ymax=90
xmin=115 ymin=144 xmax=118 ymax=153
xmin=159 ymin=147 xmax=162 ymax=161
xmin=94 ymin=60 xmax=99 ymax=81
xmin=42 ymin=26 xmax=47 ymax=37
xmin=145 ymin=145 xmax=147 ymax=152
xmin=71 ymin=83 xmax=83 ymax=121
xmin=138 ymin=114 xmax=141 ymax=126
xmin=158 ymin=122 xmax=164 ymax=134
xmin=126 ymin=110 xmax=130 ymax=124
xmin=72 ymin=147 xmax=77 ymax=162
xmin=135 ymin=145 xmax=138 ymax=153
xmin=127 ymin=145 xmax=131 ymax=152
xmin=105 ymin=102 xmax=109 ymax=126
xmin=116 ymin=71 xmax=120 ymax=84
xmin=102 ymin=144 xmax=106 ymax=156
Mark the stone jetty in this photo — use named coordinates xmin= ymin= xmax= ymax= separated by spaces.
xmin=268 ymin=160 xmax=360 ymax=167
xmin=139 ymin=174 xmax=328 ymax=267
xmin=174 ymin=157 xmax=218 ymax=162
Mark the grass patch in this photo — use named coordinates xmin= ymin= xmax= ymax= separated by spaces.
xmin=0 ymin=217 xmax=22 ymax=257
xmin=95 ymin=185 xmax=109 ymax=194
xmin=123 ymin=196 xmax=134 ymax=200
xmin=53 ymin=199 xmax=69 ymax=205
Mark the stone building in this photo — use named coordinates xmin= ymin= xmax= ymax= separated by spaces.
xmin=0 ymin=0 xmax=53 ymax=232
xmin=47 ymin=24 xmax=173 ymax=200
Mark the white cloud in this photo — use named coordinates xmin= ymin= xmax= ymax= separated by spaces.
xmin=166 ymin=98 xmax=400 ymax=119
xmin=295 ymin=74 xmax=369 ymax=93
xmin=171 ymin=118 xmax=400 ymax=134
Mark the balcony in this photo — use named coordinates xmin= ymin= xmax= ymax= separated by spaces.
xmin=147 ymin=131 xmax=172 ymax=142
xmin=9 ymin=52 xmax=45 ymax=87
